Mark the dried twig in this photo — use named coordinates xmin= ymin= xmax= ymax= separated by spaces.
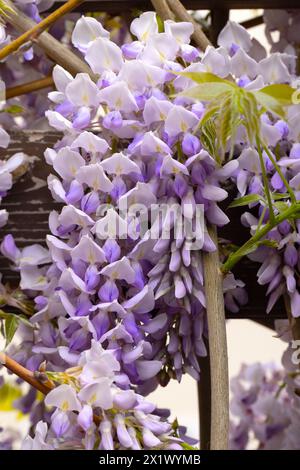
xmin=2 ymin=0 xmax=96 ymax=80
xmin=202 ymin=225 xmax=229 ymax=450
xmin=6 ymin=76 xmax=54 ymax=99
xmin=166 ymin=0 xmax=211 ymax=51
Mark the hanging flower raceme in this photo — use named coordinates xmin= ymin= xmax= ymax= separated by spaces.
xmin=3 ymin=10 xmax=300 ymax=450
xmin=230 ymin=321 xmax=300 ymax=450
xmin=21 ymin=340 xmax=186 ymax=450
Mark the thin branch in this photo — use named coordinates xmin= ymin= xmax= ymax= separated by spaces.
xmin=0 ymin=351 xmax=101 ymax=425
xmin=203 ymin=225 xmax=229 ymax=450
xmin=166 ymin=0 xmax=211 ymax=51
xmin=222 ymin=202 xmax=300 ymax=274
xmin=2 ymin=0 xmax=96 ymax=80
xmin=0 ymin=352 xmax=52 ymax=395
xmin=151 ymin=0 xmax=175 ymax=21
xmin=6 ymin=76 xmax=54 ymax=99
xmin=0 ymin=0 xmax=84 ymax=61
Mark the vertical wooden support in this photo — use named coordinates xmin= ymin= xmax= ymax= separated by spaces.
xmin=210 ymin=8 xmax=229 ymax=46
xmin=203 ymin=225 xmax=229 ymax=450
xmin=198 ymin=341 xmax=211 ymax=450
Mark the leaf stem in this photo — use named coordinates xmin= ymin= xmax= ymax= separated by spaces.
xmin=221 ymin=202 xmax=300 ymax=274
xmin=256 ymin=136 xmax=275 ymax=224
xmin=261 ymin=141 xmax=296 ymax=204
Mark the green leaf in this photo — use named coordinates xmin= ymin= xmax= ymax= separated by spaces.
xmin=200 ymin=118 xmax=217 ymax=158
xmin=179 ymin=83 xmax=234 ymax=101
xmin=257 ymin=84 xmax=295 ymax=105
xmin=4 ymin=315 xmax=19 ymax=346
xmin=175 ymin=71 xmax=236 ymax=86
xmin=229 ymin=194 xmax=263 ymax=208
xmin=217 ymin=93 xmax=235 ymax=157
xmin=240 ymin=91 xmax=260 ymax=143
xmin=272 ymin=192 xmax=290 ymax=200
xmin=0 ymin=310 xmax=34 ymax=329
xmin=253 ymin=85 xmax=295 ymax=119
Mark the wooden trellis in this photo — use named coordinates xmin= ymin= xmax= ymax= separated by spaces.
xmin=1 ymin=0 xmax=299 ymax=452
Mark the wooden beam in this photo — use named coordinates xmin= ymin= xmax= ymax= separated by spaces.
xmin=47 ymin=0 xmax=300 ymax=12
xmin=211 ymin=8 xmax=229 ymax=46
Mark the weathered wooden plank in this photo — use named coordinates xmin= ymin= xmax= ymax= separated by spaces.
xmin=0 ymin=131 xmax=61 ymax=282
xmin=0 ymin=131 xmax=285 ymax=319
xmin=48 ymin=0 xmax=300 ymax=12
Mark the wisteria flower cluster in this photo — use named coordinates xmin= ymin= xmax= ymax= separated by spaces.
xmin=1 ymin=6 xmax=300 ymax=451
xmin=230 ymin=322 xmax=300 ymax=450
xmin=22 ymin=340 xmax=185 ymax=450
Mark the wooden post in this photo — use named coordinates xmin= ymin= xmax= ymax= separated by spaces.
xmin=198 ymin=342 xmax=211 ymax=450
xmin=203 ymin=225 xmax=229 ymax=450
xmin=210 ymin=8 xmax=229 ymax=46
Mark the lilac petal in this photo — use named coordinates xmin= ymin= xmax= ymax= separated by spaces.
xmin=66 ymin=180 xmax=84 ymax=204
xmin=100 ymin=418 xmax=114 ymax=450
xmin=78 ymin=379 xmax=113 ymax=409
xmin=181 ymin=133 xmax=201 ymax=156
xmin=142 ymin=428 xmax=161 ymax=448
xmin=113 ymin=390 xmax=136 ymax=410
xmin=51 ymin=410 xmax=70 ymax=438
xmin=114 ymin=414 xmax=133 ymax=448
xmin=85 ymin=264 xmax=100 ymax=291
xmin=102 ymin=239 xmax=121 ymax=263
xmin=1 ymin=234 xmax=20 ymax=262
xmin=173 ymin=174 xmax=188 ymax=198
xmin=284 ymin=245 xmax=298 ymax=267
xmin=136 ymin=360 xmax=162 ymax=380
xmin=98 ymin=279 xmax=119 ymax=302
xmin=45 ymin=384 xmax=81 ymax=411
xmin=121 ymin=41 xmax=144 ymax=60
xmin=142 ymin=313 xmax=168 ymax=334
xmin=81 ymin=191 xmax=100 ymax=214
xmin=72 ymin=106 xmax=91 ymax=130
xmin=290 ymin=290 xmax=300 ymax=318
xmin=77 ymin=404 xmax=93 ymax=431
xmin=103 ymin=111 xmax=123 ymax=130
